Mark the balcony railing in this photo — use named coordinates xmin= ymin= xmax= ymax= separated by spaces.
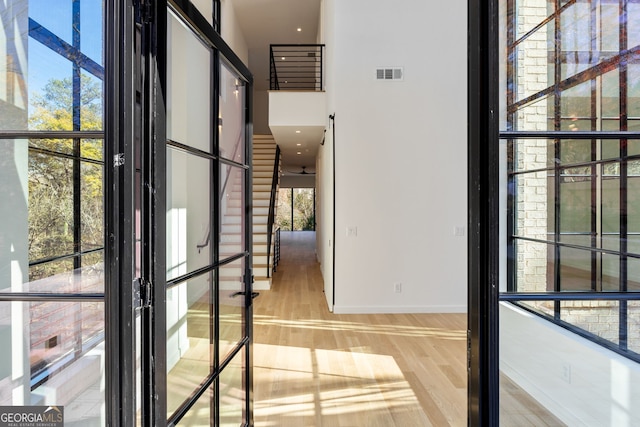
xmin=270 ymin=44 xmax=325 ymax=91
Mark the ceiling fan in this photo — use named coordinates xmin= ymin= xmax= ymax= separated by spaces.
xmin=285 ymin=166 xmax=315 ymax=175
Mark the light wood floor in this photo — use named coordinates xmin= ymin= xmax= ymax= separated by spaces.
xmin=166 ymin=230 xmax=564 ymax=425
xmin=253 ymin=231 xmax=467 ymax=426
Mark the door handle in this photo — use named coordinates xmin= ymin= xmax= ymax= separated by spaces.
xmin=231 ymin=291 xmax=260 ymax=299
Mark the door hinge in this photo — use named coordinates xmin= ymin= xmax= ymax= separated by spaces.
xmin=134 ymin=277 xmax=152 ymax=309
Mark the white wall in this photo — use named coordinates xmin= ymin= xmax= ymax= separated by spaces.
xmin=501 ymin=303 xmax=640 ymax=426
xmin=319 ymin=0 xmax=467 ymax=313
xmin=220 ymin=0 xmax=248 ymax=64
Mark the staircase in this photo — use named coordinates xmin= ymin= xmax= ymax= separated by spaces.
xmin=253 ymin=135 xmax=281 ymax=290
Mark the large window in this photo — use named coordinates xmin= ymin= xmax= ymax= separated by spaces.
xmin=276 ymin=188 xmax=316 ymax=231
xmin=504 ymin=0 xmax=640 ymax=360
xmin=0 ymin=0 xmax=105 ymax=424
xmin=483 ymin=0 xmax=640 ymax=424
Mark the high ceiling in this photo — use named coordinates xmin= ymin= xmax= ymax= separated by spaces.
xmin=231 ymin=0 xmax=323 ymax=175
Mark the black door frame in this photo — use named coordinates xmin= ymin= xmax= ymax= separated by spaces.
xmin=105 ymin=0 xmax=254 ymax=425
xmin=467 ymin=0 xmax=501 ymax=425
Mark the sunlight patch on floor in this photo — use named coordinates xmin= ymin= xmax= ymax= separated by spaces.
xmin=254 ymin=343 xmax=430 ymax=425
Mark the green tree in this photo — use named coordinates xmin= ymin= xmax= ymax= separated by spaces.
xmin=28 ymin=76 xmax=104 ymax=281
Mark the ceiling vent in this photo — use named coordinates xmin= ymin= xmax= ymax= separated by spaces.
xmin=376 ymin=67 xmax=403 ymax=81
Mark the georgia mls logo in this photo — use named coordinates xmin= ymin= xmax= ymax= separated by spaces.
xmin=0 ymin=406 xmax=64 ymax=427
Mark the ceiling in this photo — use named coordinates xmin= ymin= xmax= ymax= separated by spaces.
xmin=231 ymin=0 xmax=323 ymax=175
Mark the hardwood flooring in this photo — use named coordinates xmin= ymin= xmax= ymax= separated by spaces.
xmin=253 ymin=231 xmax=467 ymax=426
xmin=166 ymin=230 xmax=563 ymax=425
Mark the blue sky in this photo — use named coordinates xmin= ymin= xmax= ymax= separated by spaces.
xmin=28 ymin=0 xmax=103 ymax=105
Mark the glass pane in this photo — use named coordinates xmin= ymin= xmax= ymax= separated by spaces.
xmin=559 ymin=171 xmax=591 ymax=246
xmin=29 ymin=137 xmax=74 ymax=156
xmin=28 ymin=48 xmax=74 ymax=131
xmin=561 ymin=300 xmax=619 ymax=344
xmin=81 ymin=138 xmax=103 ymax=161
xmin=80 ymin=70 xmax=104 ymax=131
xmin=219 ymin=258 xmax=246 ymax=360
xmin=601 ymin=253 xmax=619 ymax=291
xmin=219 ymin=347 xmax=246 ymax=427
xmin=512 ymin=138 xmax=554 ymax=172
xmin=23 ymin=263 xmax=104 ymax=294
xmin=629 ymin=302 xmax=640 ymax=355
xmin=559 ymin=135 xmax=592 ymax=165
xmin=513 ymin=95 xmax=552 ymax=131
xmin=600 ymin=2 xmax=620 ymax=52
xmin=600 ymin=163 xmax=620 ymax=251
xmin=560 ymin=2 xmax=593 ymax=79
xmin=220 ymin=165 xmax=246 ymax=259
xmin=167 ymin=148 xmax=212 ymax=281
xmin=167 ymin=11 xmax=212 ymax=152
xmin=29 ymin=0 xmax=73 ymax=45
xmin=28 ymin=152 xmax=75 ymax=260
xmin=602 ymin=69 xmax=620 ymax=120
xmin=628 ymin=164 xmax=640 ymax=255
xmin=166 ymin=273 xmax=213 ymax=417
xmin=175 ymin=384 xmax=213 ymax=425
xmin=513 ymin=240 xmax=554 ymax=293
xmin=560 ymin=82 xmax=592 ymax=132
xmin=80 ymin=0 xmax=105 ymax=65
xmin=630 ymin=65 xmax=640 ymax=119
xmin=293 ymin=188 xmax=315 ymax=231
xmin=219 ymin=61 xmax=246 ymax=164
xmin=0 ymin=300 xmax=105 ymax=425
xmin=513 ymin=0 xmax=552 ymax=39
xmin=628 ymin=257 xmax=640 ymax=292
xmin=559 ymin=247 xmax=592 ymax=291
xmin=512 ymin=20 xmax=555 ymax=104
xmin=513 ymin=172 xmax=553 ymax=241
xmin=81 ymin=161 xmax=104 ymax=251
xmin=276 ymin=188 xmax=292 ymax=231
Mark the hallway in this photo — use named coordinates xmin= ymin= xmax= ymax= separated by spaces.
xmin=253 ymin=231 xmax=467 ymax=426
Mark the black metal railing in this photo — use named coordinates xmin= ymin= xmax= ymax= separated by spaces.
xmin=273 ymin=227 xmax=281 ymax=274
xmin=266 ymin=146 xmax=281 ymax=278
xmin=270 ymin=44 xmax=325 ymax=91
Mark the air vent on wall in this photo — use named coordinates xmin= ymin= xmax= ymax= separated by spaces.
xmin=376 ymin=67 xmax=403 ymax=81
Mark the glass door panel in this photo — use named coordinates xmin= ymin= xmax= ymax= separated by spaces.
xmin=166 ymin=273 xmax=214 ymax=416
xmin=167 ymin=11 xmax=212 ymax=153
xmin=220 ymin=165 xmax=246 ymax=259
xmin=162 ymin=4 xmax=252 ymax=425
xmin=219 ymin=348 xmax=246 ymax=427
xmin=219 ymin=258 xmax=246 ymax=361
xmin=166 ymin=148 xmax=213 ymax=280
xmin=219 ymin=62 xmax=246 ymax=164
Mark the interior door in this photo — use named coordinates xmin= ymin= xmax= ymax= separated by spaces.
xmin=139 ymin=2 xmax=254 ymax=426
xmin=142 ymin=2 xmax=252 ymax=426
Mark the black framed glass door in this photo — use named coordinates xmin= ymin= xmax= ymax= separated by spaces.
xmin=136 ymin=1 xmax=254 ymax=426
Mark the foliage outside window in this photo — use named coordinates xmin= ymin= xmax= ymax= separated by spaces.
xmin=276 ymin=188 xmax=315 ymax=231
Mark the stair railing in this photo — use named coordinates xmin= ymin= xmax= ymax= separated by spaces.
xmin=197 ymin=131 xmax=244 ymax=253
xmin=266 ymin=145 xmax=281 ymax=278
xmin=272 ymin=227 xmax=281 ymax=273
xmin=269 ymin=44 xmax=325 ymax=91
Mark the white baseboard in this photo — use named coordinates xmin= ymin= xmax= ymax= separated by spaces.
xmin=332 ymin=305 xmax=467 ymax=314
